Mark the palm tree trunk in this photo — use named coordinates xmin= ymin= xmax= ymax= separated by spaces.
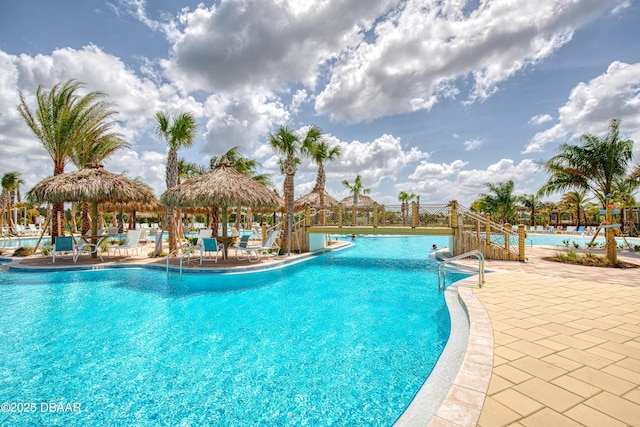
xmin=51 ymin=165 xmax=64 ymax=242
xmin=283 ymin=173 xmax=294 ymax=254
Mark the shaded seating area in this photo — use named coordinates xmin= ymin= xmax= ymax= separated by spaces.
xmin=232 ymin=230 xmax=281 ymax=263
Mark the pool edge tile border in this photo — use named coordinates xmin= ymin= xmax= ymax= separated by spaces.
xmin=395 ymin=275 xmax=493 ymax=427
xmin=429 ymin=277 xmax=493 ymax=427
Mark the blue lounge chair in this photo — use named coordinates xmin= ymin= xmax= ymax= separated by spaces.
xmin=233 ymin=230 xmax=281 ymax=263
xmin=199 ymin=237 xmax=224 ymax=264
xmin=52 ymin=236 xmax=76 ymax=263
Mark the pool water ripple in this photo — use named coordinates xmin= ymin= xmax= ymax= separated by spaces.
xmin=0 ymin=236 xmax=464 ymax=426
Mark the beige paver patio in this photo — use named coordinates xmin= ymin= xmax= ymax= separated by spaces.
xmin=433 ymin=245 xmax=640 ymax=427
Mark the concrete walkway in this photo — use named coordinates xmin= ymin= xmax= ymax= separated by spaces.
xmin=434 ymin=246 xmax=640 ymax=426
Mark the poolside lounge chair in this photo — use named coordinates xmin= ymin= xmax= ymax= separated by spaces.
xmin=52 ymin=236 xmax=76 ymax=263
xmin=199 ymin=237 xmax=224 ymax=264
xmin=233 ymin=230 xmax=281 ymax=263
xmin=577 ymin=226 xmax=585 ymax=234
xmin=107 ymin=229 xmax=142 ymax=257
xmin=231 ymin=235 xmax=252 ymax=260
xmin=195 ymin=229 xmax=213 ymax=247
xmin=74 ymin=236 xmax=107 ymax=262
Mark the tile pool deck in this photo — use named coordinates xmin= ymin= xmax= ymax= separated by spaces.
xmin=430 ymin=246 xmax=640 ymax=427
xmin=3 ymin=242 xmax=640 ymax=426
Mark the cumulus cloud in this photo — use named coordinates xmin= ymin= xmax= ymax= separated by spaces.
xmin=528 ymin=114 xmax=553 ymax=125
xmin=524 ymin=61 xmax=640 ymax=153
xmin=161 ymin=0 xmax=396 ymax=93
xmin=316 ymin=0 xmax=616 ymax=122
xmin=399 ymin=158 xmax=541 ymax=205
xmin=463 ymin=138 xmax=483 ymax=151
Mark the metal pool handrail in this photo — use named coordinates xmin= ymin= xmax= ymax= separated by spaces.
xmin=166 ymin=243 xmax=195 ymax=277
xmin=438 ymin=250 xmax=485 ymax=291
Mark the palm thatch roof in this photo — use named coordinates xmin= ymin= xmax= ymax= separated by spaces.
xmin=340 ymin=194 xmax=377 ymax=209
xmin=294 ymin=188 xmax=339 ymax=212
xmin=26 ymin=165 xmax=157 ymax=205
xmin=160 ymin=156 xmax=281 ymax=210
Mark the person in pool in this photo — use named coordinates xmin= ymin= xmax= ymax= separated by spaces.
xmin=432 ymin=244 xmax=437 ymax=250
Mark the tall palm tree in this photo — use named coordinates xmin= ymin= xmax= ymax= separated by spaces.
xmin=518 ymin=194 xmax=541 ymax=227
xmin=1 ymin=171 xmax=24 ymax=228
xmin=155 ymin=111 xmax=197 ymax=253
xmin=398 ymin=191 xmax=416 ymax=225
xmin=342 ymin=174 xmax=370 ymax=207
xmin=539 ymin=118 xmax=634 ymax=208
xmin=269 ymin=125 xmax=321 ymax=254
xmin=540 ymin=118 xmax=636 ymax=262
xmin=478 ymin=180 xmax=517 ymax=224
xmin=18 ymin=79 xmax=115 ymax=241
xmin=304 ymin=139 xmax=341 ymax=216
xmin=560 ymin=190 xmax=590 ymax=228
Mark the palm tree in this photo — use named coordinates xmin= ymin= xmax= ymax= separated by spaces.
xmin=539 ymin=118 xmax=634 ymax=208
xmin=518 ymin=194 xmax=541 ymax=227
xmin=478 ymin=180 xmax=517 ymax=224
xmin=304 ymin=139 xmax=341 ymax=218
xmin=269 ymin=125 xmax=321 ymax=254
xmin=560 ymin=190 xmax=590 ymax=229
xmin=342 ymin=174 xmax=370 ymax=207
xmin=18 ymin=79 xmax=115 ymax=241
xmin=540 ymin=118 xmax=636 ymax=262
xmin=398 ymin=191 xmax=416 ymax=225
xmin=155 ymin=111 xmax=197 ymax=253
xmin=1 ymin=171 xmax=24 ymax=228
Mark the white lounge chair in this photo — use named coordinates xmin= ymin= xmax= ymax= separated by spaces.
xmin=108 ymin=229 xmax=142 ymax=257
xmin=74 ymin=236 xmax=107 ymax=262
xmin=195 ymin=229 xmax=213 ymax=247
xmin=52 ymin=236 xmax=76 ymax=263
xmin=233 ymin=230 xmax=281 ymax=263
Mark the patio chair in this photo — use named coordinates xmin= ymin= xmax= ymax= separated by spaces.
xmin=231 ymin=234 xmax=252 ymax=260
xmin=195 ymin=229 xmax=213 ymax=247
xmin=233 ymin=230 xmax=281 ymax=263
xmin=74 ymin=236 xmax=107 ymax=262
xmin=199 ymin=237 xmax=224 ymax=264
xmin=52 ymin=236 xmax=76 ymax=263
xmin=108 ymin=229 xmax=142 ymax=257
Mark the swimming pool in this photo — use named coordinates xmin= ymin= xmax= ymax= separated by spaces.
xmin=0 ymin=235 xmax=463 ymax=426
xmin=526 ymin=233 xmax=640 ymax=247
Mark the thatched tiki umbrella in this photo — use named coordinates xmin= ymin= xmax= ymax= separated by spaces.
xmin=27 ymin=164 xmax=157 ymax=257
xmin=295 ymin=187 xmax=339 ymax=225
xmin=294 ymin=188 xmax=339 ymax=212
xmin=340 ymin=194 xmax=377 ymax=226
xmin=160 ymin=156 xmax=281 ymax=239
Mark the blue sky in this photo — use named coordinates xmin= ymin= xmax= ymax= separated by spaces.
xmin=1 ymin=0 xmax=639 ymax=207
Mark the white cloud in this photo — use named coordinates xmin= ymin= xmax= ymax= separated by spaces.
xmin=316 ymin=0 xmax=616 ymax=123
xmin=528 ymin=114 xmax=553 ymax=125
xmin=524 ymin=61 xmax=640 ymax=153
xmin=161 ymin=0 xmax=396 ymax=94
xmin=399 ymin=158 xmax=541 ymax=206
xmin=463 ymin=138 xmax=483 ymax=151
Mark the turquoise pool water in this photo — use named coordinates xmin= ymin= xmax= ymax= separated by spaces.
xmin=0 ymin=235 xmax=462 ymax=426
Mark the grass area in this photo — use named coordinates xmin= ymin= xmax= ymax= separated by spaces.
xmin=549 ymin=249 xmax=639 ymax=268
